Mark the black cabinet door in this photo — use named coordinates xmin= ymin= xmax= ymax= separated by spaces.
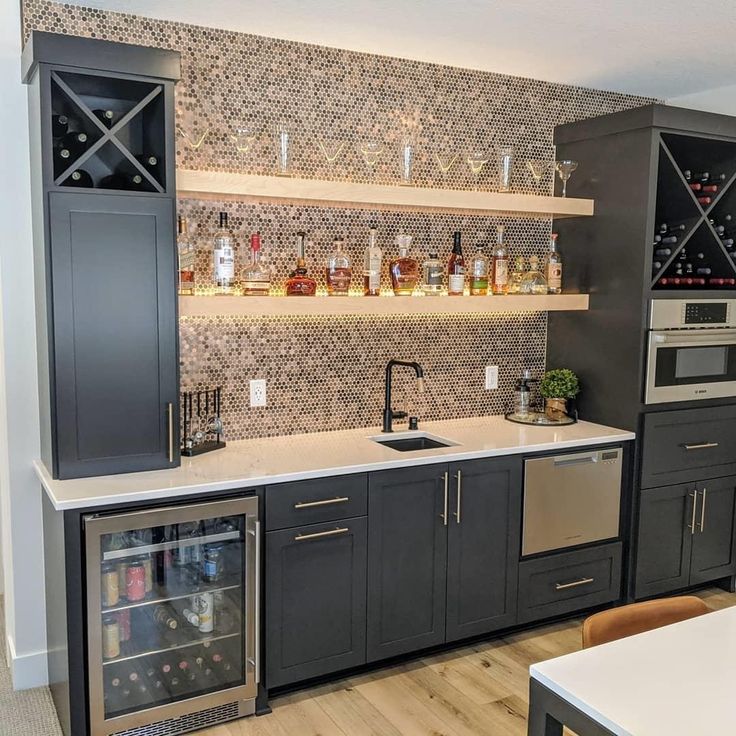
xmin=445 ymin=457 xmax=521 ymax=642
xmin=265 ymin=516 xmax=367 ymax=688
xmin=635 ymin=483 xmax=694 ymax=598
xmin=690 ymin=475 xmax=736 ymax=585
xmin=366 ymin=465 xmax=448 ymax=662
xmin=48 ymin=192 xmax=178 ymax=478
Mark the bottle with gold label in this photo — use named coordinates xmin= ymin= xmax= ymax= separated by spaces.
xmin=326 ymin=237 xmax=352 ymax=296
xmin=469 ymin=236 xmax=489 ymax=296
xmin=390 ymin=234 xmax=419 ymax=295
xmin=285 ymin=232 xmax=317 ymax=296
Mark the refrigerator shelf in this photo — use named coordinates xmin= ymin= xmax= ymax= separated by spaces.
xmin=102 ymin=581 xmax=241 ymax=614
xmin=103 ymin=631 xmax=241 ymax=666
xmin=102 ymin=529 xmax=241 ymax=562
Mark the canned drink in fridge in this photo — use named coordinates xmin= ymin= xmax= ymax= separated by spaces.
xmin=140 ymin=554 xmax=153 ymax=594
xmin=116 ymin=561 xmax=129 ymax=600
xmin=117 ymin=608 xmax=131 ymax=642
xmin=194 ymin=592 xmax=214 ymax=634
xmin=202 ymin=544 xmax=224 ymax=583
xmin=126 ymin=560 xmax=146 ymax=601
xmin=102 ymin=616 xmax=120 ymax=660
xmin=101 ymin=563 xmax=119 ymax=607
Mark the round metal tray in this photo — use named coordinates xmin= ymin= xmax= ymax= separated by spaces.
xmin=504 ymin=410 xmax=577 ymax=426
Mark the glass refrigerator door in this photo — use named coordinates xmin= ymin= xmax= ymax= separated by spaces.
xmin=84 ymin=496 xmax=259 ymax=736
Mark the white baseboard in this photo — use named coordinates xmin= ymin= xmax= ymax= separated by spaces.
xmin=6 ymin=634 xmax=48 ymax=690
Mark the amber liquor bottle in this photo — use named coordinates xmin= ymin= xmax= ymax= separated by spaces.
xmin=285 ymin=232 xmax=317 ymax=296
xmin=177 ymin=216 xmax=196 ymax=296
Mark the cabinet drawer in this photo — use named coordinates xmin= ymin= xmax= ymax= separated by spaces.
xmin=518 ymin=542 xmax=622 ymax=624
xmin=265 ymin=474 xmax=367 ymax=530
xmin=641 ymin=405 xmax=736 ymax=488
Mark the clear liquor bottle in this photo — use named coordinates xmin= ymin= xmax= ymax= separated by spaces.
xmin=326 ymin=237 xmax=352 ymax=296
xmin=492 ymin=225 xmax=509 ymax=295
xmin=363 ymin=223 xmax=383 ymax=296
xmin=545 ymin=233 xmax=563 ymax=294
xmin=422 ymin=249 xmax=443 ymax=295
xmin=177 ymin=216 xmax=196 ymax=296
xmin=213 ymin=212 xmax=236 ymax=296
xmin=285 ymin=232 xmax=317 ymax=296
xmin=507 ymin=255 xmax=526 ymax=294
xmin=469 ymin=237 xmax=489 ymax=296
xmin=520 ymin=255 xmax=548 ymax=294
xmin=242 ymin=232 xmax=271 ymax=296
xmin=390 ymin=234 xmax=419 ymax=295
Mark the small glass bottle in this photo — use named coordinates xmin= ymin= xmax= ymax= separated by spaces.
xmin=326 ymin=237 xmax=352 ymax=296
xmin=520 ymin=255 xmax=548 ymax=294
xmin=422 ymin=249 xmax=444 ymax=295
xmin=241 ymin=232 xmax=271 ymax=296
xmin=469 ymin=237 xmax=489 ymax=296
xmin=213 ymin=212 xmax=236 ymax=296
xmin=285 ymin=232 xmax=317 ymax=296
xmin=390 ymin=234 xmax=419 ymax=295
xmin=492 ymin=225 xmax=509 ymax=295
xmin=546 ymin=233 xmax=563 ymax=294
xmin=177 ymin=215 xmax=196 ymax=296
xmin=447 ymin=231 xmax=465 ymax=296
xmin=363 ymin=223 xmax=382 ymax=296
xmin=507 ymin=255 xmax=526 ymax=294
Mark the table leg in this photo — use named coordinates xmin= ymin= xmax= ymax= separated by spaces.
xmin=528 ymin=679 xmax=563 ymax=736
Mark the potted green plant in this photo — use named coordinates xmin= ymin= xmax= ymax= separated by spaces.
xmin=539 ymin=368 xmax=580 ymax=419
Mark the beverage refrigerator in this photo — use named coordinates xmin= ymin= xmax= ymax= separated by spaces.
xmin=82 ymin=496 xmax=259 ymax=736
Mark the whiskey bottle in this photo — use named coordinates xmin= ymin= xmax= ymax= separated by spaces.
xmin=491 ymin=225 xmax=509 ymax=295
xmin=545 ymin=233 xmax=563 ymax=294
xmin=242 ymin=232 xmax=272 ymax=296
xmin=177 ymin=216 xmax=196 ymax=296
xmin=363 ymin=224 xmax=382 ymax=296
xmin=326 ymin=237 xmax=352 ymax=296
xmin=285 ymin=232 xmax=317 ymax=296
xmin=469 ymin=238 xmax=489 ymax=296
xmin=390 ymin=234 xmax=419 ymax=296
xmin=447 ymin=231 xmax=465 ymax=296
xmin=213 ymin=212 xmax=236 ymax=296
xmin=421 ymin=249 xmax=443 ymax=296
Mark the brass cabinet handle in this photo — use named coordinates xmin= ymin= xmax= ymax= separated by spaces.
xmin=294 ymin=527 xmax=349 ymax=542
xmin=453 ymin=470 xmax=462 ymax=524
xmin=294 ymin=496 xmax=349 ymax=509
xmin=699 ymin=488 xmax=707 ymax=533
xmin=555 ymin=577 xmax=594 ymax=591
xmin=441 ymin=472 xmax=449 ymax=526
xmin=688 ymin=490 xmax=698 ymax=535
xmin=683 ymin=442 xmax=719 ymax=451
xmin=167 ymin=403 xmax=174 ymax=462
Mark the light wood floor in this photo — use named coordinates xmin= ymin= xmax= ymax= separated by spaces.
xmin=205 ymin=588 xmax=736 ymax=736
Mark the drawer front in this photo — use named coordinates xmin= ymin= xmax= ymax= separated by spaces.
xmin=518 ymin=542 xmax=622 ymax=624
xmin=641 ymin=405 xmax=736 ymax=488
xmin=266 ymin=474 xmax=367 ymax=530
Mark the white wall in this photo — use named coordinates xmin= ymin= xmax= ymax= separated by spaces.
xmin=0 ymin=3 xmax=48 ymax=689
xmin=667 ymin=85 xmax=736 ymax=116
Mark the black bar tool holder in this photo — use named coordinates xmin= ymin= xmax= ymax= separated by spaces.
xmin=181 ymin=387 xmax=226 ymax=456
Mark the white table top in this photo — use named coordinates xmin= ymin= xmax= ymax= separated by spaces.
xmin=530 ymin=605 xmax=736 ymax=736
xmin=35 ymin=415 xmax=634 ymax=510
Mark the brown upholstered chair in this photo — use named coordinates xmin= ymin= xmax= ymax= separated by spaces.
xmin=582 ymin=595 xmax=710 ymax=648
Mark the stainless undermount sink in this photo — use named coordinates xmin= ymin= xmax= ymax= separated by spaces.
xmin=369 ymin=432 xmax=459 ymax=452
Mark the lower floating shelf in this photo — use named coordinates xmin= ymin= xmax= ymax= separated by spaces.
xmin=179 ymin=294 xmax=589 ymax=317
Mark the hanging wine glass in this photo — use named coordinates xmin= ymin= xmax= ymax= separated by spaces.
xmin=231 ymin=127 xmax=257 ymax=154
xmin=555 ymin=159 xmax=579 ymax=197
xmin=467 ymin=151 xmax=489 ymax=190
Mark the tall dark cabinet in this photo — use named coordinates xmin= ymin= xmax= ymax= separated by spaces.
xmin=548 ymin=104 xmax=736 ymax=599
xmin=23 ymin=32 xmax=181 ymax=478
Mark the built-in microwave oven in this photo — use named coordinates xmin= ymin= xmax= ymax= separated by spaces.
xmin=645 ymin=299 xmax=736 ymax=404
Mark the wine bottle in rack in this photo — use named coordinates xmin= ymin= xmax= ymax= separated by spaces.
xmin=152 ymin=604 xmax=179 ymax=630
xmin=659 ymin=223 xmax=686 ymax=235
xmin=57 ymin=131 xmax=89 ymax=155
xmin=136 ymin=154 xmax=159 ymax=171
xmin=655 ymin=248 xmax=672 ymax=257
xmin=51 ymin=113 xmax=69 ymax=137
xmin=697 ymin=196 xmax=713 ymax=206
xmin=660 ymin=235 xmax=679 ymax=245
xmin=654 ymin=234 xmax=662 ymax=243
xmin=99 ymin=171 xmax=147 ymax=191
xmin=92 ymin=108 xmax=115 ymax=128
xmin=65 ymin=169 xmax=94 ymax=188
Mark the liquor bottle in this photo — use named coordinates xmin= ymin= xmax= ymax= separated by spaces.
xmin=363 ymin=224 xmax=382 ymax=296
xmin=51 ymin=113 xmax=69 ymax=137
xmin=546 ymin=233 xmax=563 ymax=294
xmin=447 ymin=231 xmax=465 ymax=296
xmin=520 ymin=256 xmax=548 ymax=295
xmin=242 ymin=232 xmax=272 ymax=296
xmin=285 ymin=233 xmax=317 ymax=296
xmin=491 ymin=225 xmax=509 ymax=295
xmin=389 ymin=234 xmax=419 ymax=296
xmin=213 ymin=212 xmax=236 ymax=296
xmin=177 ymin=216 xmax=196 ymax=296
xmin=65 ymin=169 xmax=94 ymax=188
xmin=469 ymin=238 xmax=489 ymax=296
xmin=92 ymin=108 xmax=115 ymax=128
xmin=507 ymin=256 xmax=526 ymax=294
xmin=153 ymin=604 xmax=179 ymax=630
xmin=421 ymin=249 xmax=444 ymax=295
xmin=325 ymin=237 xmax=352 ymax=296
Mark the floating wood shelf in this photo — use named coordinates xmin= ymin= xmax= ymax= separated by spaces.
xmin=179 ymin=294 xmax=589 ymax=317
xmin=177 ymin=170 xmax=594 ymax=218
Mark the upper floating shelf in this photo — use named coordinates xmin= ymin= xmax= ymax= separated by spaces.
xmin=177 ymin=170 xmax=595 ymax=218
xmin=179 ymin=294 xmax=590 ymax=317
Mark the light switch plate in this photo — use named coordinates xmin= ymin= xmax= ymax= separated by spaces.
xmin=250 ymin=379 xmax=267 ymax=407
xmin=485 ymin=365 xmax=499 ymax=390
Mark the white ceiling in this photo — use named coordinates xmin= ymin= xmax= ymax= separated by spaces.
xmin=60 ymin=0 xmax=736 ymax=99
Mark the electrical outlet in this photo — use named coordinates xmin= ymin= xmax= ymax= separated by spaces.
xmin=485 ymin=365 xmax=499 ymax=390
xmin=250 ymin=379 xmax=267 ymax=407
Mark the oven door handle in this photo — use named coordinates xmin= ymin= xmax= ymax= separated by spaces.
xmin=652 ymin=329 xmax=736 ymax=345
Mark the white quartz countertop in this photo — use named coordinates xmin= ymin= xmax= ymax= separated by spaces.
xmin=36 ymin=415 xmax=634 ymax=511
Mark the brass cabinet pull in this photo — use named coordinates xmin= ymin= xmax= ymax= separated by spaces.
xmin=453 ymin=470 xmax=462 ymax=524
xmin=688 ymin=490 xmax=698 ymax=535
xmin=294 ymin=527 xmax=349 ymax=542
xmin=441 ymin=472 xmax=449 ymax=526
xmin=555 ymin=577 xmax=594 ymax=591
xmin=294 ymin=496 xmax=349 ymax=509
xmin=699 ymin=488 xmax=707 ymax=533
xmin=683 ymin=442 xmax=719 ymax=451
xmin=167 ymin=403 xmax=174 ymax=462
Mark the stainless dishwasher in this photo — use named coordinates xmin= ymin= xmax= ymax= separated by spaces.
xmin=522 ymin=447 xmax=623 ymax=556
